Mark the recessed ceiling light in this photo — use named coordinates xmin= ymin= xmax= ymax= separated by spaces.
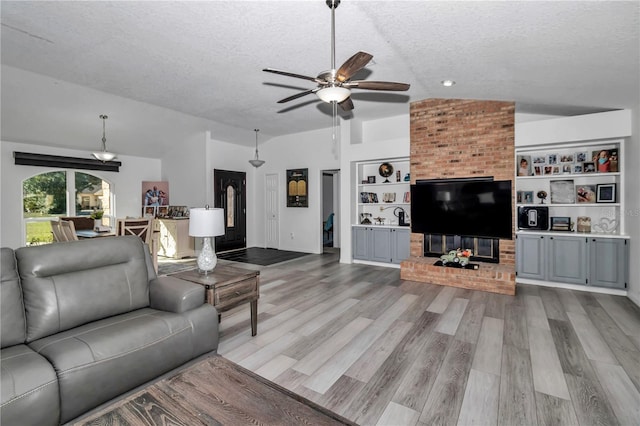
xmin=441 ymin=80 xmax=456 ymax=87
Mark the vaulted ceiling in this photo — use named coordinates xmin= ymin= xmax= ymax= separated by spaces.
xmin=1 ymin=1 xmax=638 ymax=158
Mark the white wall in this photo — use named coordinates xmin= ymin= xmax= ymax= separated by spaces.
xmin=252 ymin=127 xmax=340 ymax=254
xmin=1 ymin=140 xmax=161 ymax=248
xmin=161 ymin=132 xmax=207 ymax=207
xmin=626 ymin=107 xmax=640 ymax=306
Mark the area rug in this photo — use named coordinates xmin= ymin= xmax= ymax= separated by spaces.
xmin=216 ymin=247 xmax=310 ymax=266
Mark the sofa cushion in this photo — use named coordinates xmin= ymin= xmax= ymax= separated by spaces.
xmin=1 ymin=248 xmax=26 ymax=348
xmin=28 ymin=308 xmax=198 ymax=423
xmin=16 ymin=236 xmax=151 ymax=341
xmin=0 ymin=344 xmax=60 ymax=426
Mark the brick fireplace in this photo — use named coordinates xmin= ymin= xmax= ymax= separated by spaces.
xmin=400 ymin=99 xmax=516 ymax=295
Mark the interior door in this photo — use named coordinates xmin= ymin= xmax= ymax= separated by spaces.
xmin=214 ymin=169 xmax=246 ymax=252
xmin=265 ymin=173 xmax=279 ymax=248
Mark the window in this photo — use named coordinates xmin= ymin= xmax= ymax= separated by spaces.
xmin=23 ymin=171 xmax=113 ymax=245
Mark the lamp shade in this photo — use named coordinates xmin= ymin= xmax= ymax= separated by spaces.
xmin=189 ymin=207 xmax=225 ymax=237
xmin=317 ymin=86 xmax=351 ymax=103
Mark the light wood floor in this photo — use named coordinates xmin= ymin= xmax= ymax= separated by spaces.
xmin=215 ymin=250 xmax=640 ymax=426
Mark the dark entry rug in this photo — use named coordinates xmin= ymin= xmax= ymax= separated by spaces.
xmin=216 ymin=247 xmax=310 ymax=266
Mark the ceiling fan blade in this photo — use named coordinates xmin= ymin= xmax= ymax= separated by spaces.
xmin=338 ymin=97 xmax=354 ymax=111
xmin=263 ymin=68 xmax=322 ymax=83
xmin=277 ymin=89 xmax=318 ymax=104
xmin=336 ymin=51 xmax=373 ymax=82
xmin=345 ymin=80 xmax=410 ymax=91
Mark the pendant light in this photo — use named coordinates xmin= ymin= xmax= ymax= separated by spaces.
xmin=249 ymin=128 xmax=265 ymax=168
xmin=92 ymin=114 xmax=117 ymax=162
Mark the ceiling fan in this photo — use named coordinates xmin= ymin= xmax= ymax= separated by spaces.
xmin=263 ymin=0 xmax=410 ymax=112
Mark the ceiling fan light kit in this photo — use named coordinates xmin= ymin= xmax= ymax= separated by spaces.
xmin=263 ymin=0 xmax=409 ymax=112
xmin=249 ymin=128 xmax=265 ymax=168
xmin=92 ymin=114 xmax=117 ymax=162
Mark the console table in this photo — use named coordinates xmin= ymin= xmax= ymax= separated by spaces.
xmin=170 ymin=265 xmax=260 ymax=336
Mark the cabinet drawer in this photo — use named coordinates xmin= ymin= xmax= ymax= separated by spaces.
xmin=209 ymin=278 xmax=258 ymax=309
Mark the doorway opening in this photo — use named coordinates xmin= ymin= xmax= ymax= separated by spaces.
xmin=322 ymin=169 xmax=340 ymax=251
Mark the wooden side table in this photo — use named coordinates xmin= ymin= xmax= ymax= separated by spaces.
xmin=170 ymin=265 xmax=260 ymax=336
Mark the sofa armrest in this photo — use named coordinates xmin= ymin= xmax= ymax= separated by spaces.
xmin=149 ymin=276 xmax=205 ymax=313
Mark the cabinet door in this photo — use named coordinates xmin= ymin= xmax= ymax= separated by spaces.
xmin=353 ymin=227 xmax=369 ymax=260
xmin=159 ymin=220 xmax=178 ymax=258
xmin=548 ymin=236 xmax=588 ymax=285
xmin=589 ymin=238 xmax=628 ymax=289
xmin=516 ymin=234 xmax=546 ymax=280
xmin=391 ymin=228 xmax=410 ymax=264
xmin=370 ymin=228 xmax=392 ymax=263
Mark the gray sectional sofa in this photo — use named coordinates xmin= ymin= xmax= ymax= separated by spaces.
xmin=1 ymin=235 xmax=218 ymax=425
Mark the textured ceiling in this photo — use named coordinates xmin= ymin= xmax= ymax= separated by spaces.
xmin=1 ymin=1 xmax=638 ymax=157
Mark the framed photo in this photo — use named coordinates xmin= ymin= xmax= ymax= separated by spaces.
xmin=523 ymin=191 xmax=534 ymax=204
xmin=576 ymin=184 xmax=597 ymax=203
xmin=596 ymin=183 xmax=616 ymax=203
xmin=550 ymin=179 xmax=575 ymax=204
xmin=547 ymin=154 xmax=558 ymax=165
xmin=157 ymin=206 xmax=169 ymax=218
xmin=573 ymin=164 xmax=583 ymax=174
xmin=562 ymin=164 xmax=572 ymax=174
xmin=552 ymin=166 xmax=561 ymax=175
xmin=532 ymin=156 xmax=546 ymax=165
xmin=517 ymin=155 xmax=532 ymax=176
xmin=575 ymin=151 xmax=589 ymax=163
xmin=516 ymin=191 xmax=523 ymax=203
xmin=533 ymin=165 xmax=544 ymax=176
xmin=550 ymin=216 xmax=571 ymax=231
xmin=560 ymin=153 xmax=574 ymax=163
xmin=583 ymin=161 xmax=596 ymax=173
xmin=544 ymin=165 xmax=553 ymax=175
xmin=143 ymin=206 xmax=157 ymax=218
xmin=142 ymin=181 xmax=169 ymax=207
xmin=287 ymin=168 xmax=308 ymax=207
xmin=367 ymin=176 xmax=376 ymax=184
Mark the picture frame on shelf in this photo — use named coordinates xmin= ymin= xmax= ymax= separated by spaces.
xmin=592 ymin=149 xmax=613 ymax=173
xmin=550 ymin=179 xmax=575 ymax=204
xmin=573 ymin=164 xmax=583 ymax=174
xmin=523 ymin=191 xmax=534 ymax=204
xmin=560 ymin=153 xmax=574 ymax=163
xmin=596 ymin=183 xmax=616 ymax=203
xmin=575 ymin=151 xmax=589 ymax=163
xmin=516 ymin=191 xmax=523 ymax=203
xmin=157 ymin=206 xmax=169 ymax=218
xmin=550 ymin=216 xmax=571 ymax=231
xmin=534 ymin=165 xmax=544 ymax=176
xmin=583 ymin=161 xmax=596 ymax=173
xmin=532 ymin=156 xmax=546 ymax=164
xmin=367 ymin=176 xmax=376 ymax=184
xmin=544 ymin=165 xmax=553 ymax=175
xmin=576 ymin=184 xmax=597 ymax=203
xmin=547 ymin=154 xmax=558 ymax=165
xmin=562 ymin=164 xmax=572 ymax=174
xmin=517 ymin=155 xmax=532 ymax=176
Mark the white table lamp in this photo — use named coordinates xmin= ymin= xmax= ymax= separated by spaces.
xmin=189 ymin=206 xmax=225 ymax=274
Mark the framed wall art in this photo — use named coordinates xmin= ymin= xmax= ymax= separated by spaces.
xmin=287 ymin=168 xmax=308 ymax=207
xmin=142 ymin=181 xmax=169 ymax=208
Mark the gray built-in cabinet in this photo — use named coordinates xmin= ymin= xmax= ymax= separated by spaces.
xmin=516 ymin=233 xmax=628 ymax=289
xmin=353 ymin=226 xmax=410 ymax=265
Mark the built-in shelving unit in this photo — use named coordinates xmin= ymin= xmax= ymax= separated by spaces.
xmin=515 ymin=139 xmax=629 ymax=293
xmin=353 ymin=157 xmax=411 ymax=267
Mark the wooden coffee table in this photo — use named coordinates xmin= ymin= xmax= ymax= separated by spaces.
xmin=170 ymin=265 xmax=260 ymax=335
xmin=73 ymin=355 xmax=354 ymax=425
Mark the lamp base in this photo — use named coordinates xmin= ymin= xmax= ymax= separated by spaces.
xmin=197 ymin=237 xmax=218 ymax=275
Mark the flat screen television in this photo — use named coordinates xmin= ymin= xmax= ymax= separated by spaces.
xmin=410 ymin=178 xmax=513 ymax=239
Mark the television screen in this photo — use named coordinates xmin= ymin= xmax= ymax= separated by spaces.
xmin=410 ymin=179 xmax=513 ymax=239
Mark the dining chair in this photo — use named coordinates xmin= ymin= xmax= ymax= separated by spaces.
xmin=117 ymin=218 xmax=158 ymax=272
xmin=59 ymin=220 xmax=79 ymax=241
xmin=50 ymin=220 xmax=67 ymax=242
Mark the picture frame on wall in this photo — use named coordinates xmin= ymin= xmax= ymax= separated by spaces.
xmin=596 ymin=183 xmax=616 ymax=203
xmin=287 ymin=168 xmax=309 ymax=207
xmin=142 ymin=181 xmax=169 ymax=208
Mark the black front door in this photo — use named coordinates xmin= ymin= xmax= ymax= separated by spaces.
xmin=214 ymin=169 xmax=247 ymax=252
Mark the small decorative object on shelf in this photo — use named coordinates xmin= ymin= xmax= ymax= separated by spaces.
xmin=378 ymin=162 xmax=394 ymax=183
xmin=374 ymin=216 xmax=385 ymax=225
xmin=577 ymin=216 xmax=591 ymax=233
xmin=536 ymin=190 xmax=547 ymax=204
xmin=550 ymin=180 xmax=575 ymax=204
xmin=592 ymin=217 xmax=618 ymax=234
xmin=404 ymin=173 xmax=410 ymax=182
xmin=576 ymin=184 xmax=597 ymax=203
xmin=360 ymin=213 xmax=372 ymax=225
xmin=550 ymin=216 xmax=572 ymax=231
xmin=596 ymin=183 xmax=616 ymax=203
